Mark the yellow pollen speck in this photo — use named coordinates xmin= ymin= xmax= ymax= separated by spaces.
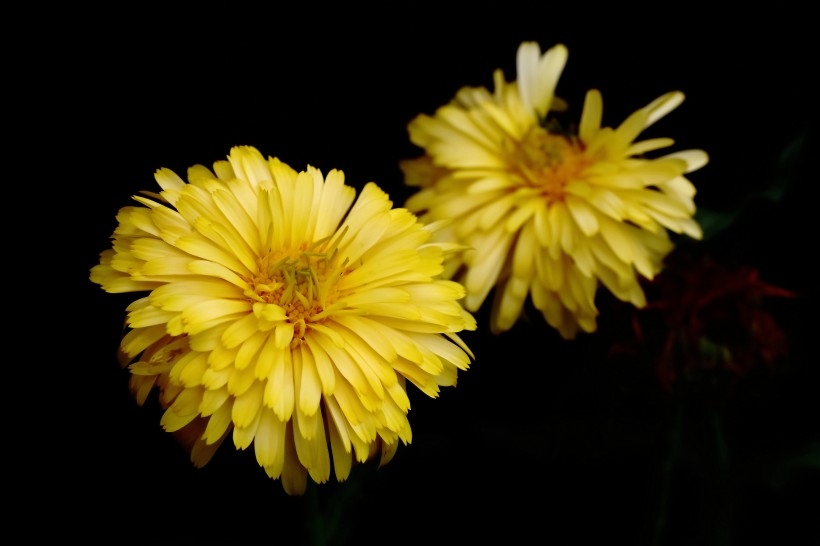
xmin=510 ymin=126 xmax=589 ymax=203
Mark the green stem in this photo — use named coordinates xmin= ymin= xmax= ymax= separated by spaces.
xmin=709 ymin=409 xmax=732 ymax=546
xmin=650 ymin=401 xmax=684 ymax=546
xmin=301 ymin=465 xmax=369 ymax=546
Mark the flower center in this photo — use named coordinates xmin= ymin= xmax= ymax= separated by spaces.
xmin=511 ymin=126 xmax=589 ymax=203
xmin=244 ymin=235 xmax=347 ymax=344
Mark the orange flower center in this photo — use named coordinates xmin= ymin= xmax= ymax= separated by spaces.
xmin=244 ymin=239 xmax=347 ymax=344
xmin=512 ymin=126 xmax=589 ymax=203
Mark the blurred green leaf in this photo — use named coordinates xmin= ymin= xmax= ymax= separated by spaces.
xmin=696 ymin=133 xmax=806 ymax=240
xmin=769 ymin=441 xmax=820 ymax=488
xmin=695 ymin=208 xmax=740 ymax=241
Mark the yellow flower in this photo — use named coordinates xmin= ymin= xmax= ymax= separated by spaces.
xmin=401 ymin=42 xmax=708 ymax=339
xmin=90 ymin=146 xmax=475 ymax=495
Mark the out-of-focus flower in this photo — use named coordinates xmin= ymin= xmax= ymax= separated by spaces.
xmin=613 ymin=251 xmax=796 ymax=391
xmin=90 ymin=146 xmax=475 ymax=495
xmin=401 ymin=42 xmax=708 ymax=339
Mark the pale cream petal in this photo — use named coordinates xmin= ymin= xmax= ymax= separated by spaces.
xmin=517 ymin=42 xmax=568 ymax=119
xmin=662 ymin=149 xmax=709 ymax=173
xmin=643 ymin=91 xmax=685 ymax=128
xmin=579 ymin=89 xmax=603 ymax=143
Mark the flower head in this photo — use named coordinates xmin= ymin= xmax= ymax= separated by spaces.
xmin=90 ymin=146 xmax=475 ymax=495
xmin=401 ymin=42 xmax=708 ymax=339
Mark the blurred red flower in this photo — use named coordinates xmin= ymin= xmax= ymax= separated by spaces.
xmin=615 ymin=251 xmax=797 ymax=391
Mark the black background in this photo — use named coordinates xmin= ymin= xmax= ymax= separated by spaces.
xmin=43 ymin=4 xmax=818 ymax=545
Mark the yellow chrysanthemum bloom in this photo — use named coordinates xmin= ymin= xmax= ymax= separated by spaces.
xmin=90 ymin=146 xmax=475 ymax=495
xmin=401 ymin=42 xmax=708 ymax=339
